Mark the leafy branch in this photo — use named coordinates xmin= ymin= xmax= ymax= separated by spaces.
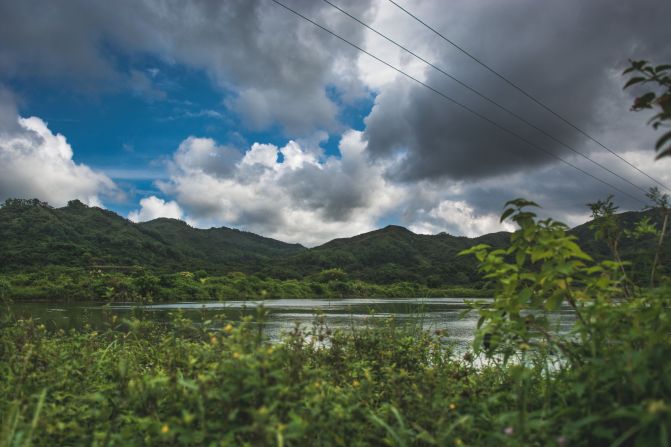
xmin=623 ymin=60 xmax=671 ymax=158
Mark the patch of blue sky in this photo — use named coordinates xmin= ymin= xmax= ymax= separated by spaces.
xmin=7 ymin=45 xmax=376 ymax=215
xmin=321 ymin=84 xmax=375 ymax=158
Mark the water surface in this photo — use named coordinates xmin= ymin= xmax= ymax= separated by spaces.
xmin=10 ymin=298 xmax=576 ymax=351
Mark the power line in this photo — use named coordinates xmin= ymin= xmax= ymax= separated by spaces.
xmin=385 ymin=0 xmax=671 ymax=193
xmin=321 ymin=0 xmax=651 ymax=197
xmin=268 ymin=0 xmax=648 ymax=206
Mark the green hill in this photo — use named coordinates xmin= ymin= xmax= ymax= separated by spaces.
xmin=0 ymin=199 xmax=305 ymax=273
xmin=263 ymin=225 xmax=509 ymax=286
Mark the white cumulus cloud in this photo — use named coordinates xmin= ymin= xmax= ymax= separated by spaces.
xmin=409 ymin=199 xmax=515 ymax=237
xmin=0 ymin=94 xmax=117 ymax=207
xmin=128 ymin=196 xmax=184 ymax=222
xmin=158 ymin=130 xmax=403 ymax=246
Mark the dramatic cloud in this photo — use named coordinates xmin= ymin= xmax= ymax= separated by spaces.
xmin=0 ymin=93 xmax=116 ymax=207
xmin=154 ymin=127 xmax=671 ymax=245
xmin=400 ymin=149 xmax=671 ymax=236
xmin=128 ymin=196 xmax=183 ymax=223
xmin=159 ymin=130 xmax=402 ymax=245
xmin=0 ymin=0 xmax=375 ymax=134
xmin=363 ymin=0 xmax=671 ymax=181
xmin=2 ymin=0 xmax=670 ymax=243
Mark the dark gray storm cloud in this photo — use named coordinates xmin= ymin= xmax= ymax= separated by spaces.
xmin=0 ymin=0 xmax=375 ymax=134
xmin=0 ymin=88 xmax=21 ymax=134
xmin=364 ymin=0 xmax=671 ymax=182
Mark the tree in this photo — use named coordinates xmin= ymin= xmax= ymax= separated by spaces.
xmin=623 ymin=60 xmax=671 ymax=158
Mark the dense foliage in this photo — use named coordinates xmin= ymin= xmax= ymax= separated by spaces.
xmin=0 ymin=314 xmax=513 ymax=446
xmin=2 ymin=292 xmax=669 ymax=445
xmin=0 ymin=268 xmax=488 ymax=302
xmin=624 ymin=60 xmax=671 ymax=158
xmin=460 ymin=199 xmax=671 ymax=446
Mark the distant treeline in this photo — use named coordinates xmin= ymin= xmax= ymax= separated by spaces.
xmin=0 ymin=267 xmax=490 ymax=302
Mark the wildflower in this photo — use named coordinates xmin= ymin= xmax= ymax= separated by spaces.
xmin=161 ymin=424 xmax=169 ymax=434
xmin=232 ymin=352 xmax=240 ymax=359
xmin=647 ymin=400 xmax=667 ymax=414
xmin=224 ymin=323 xmax=234 ymax=334
xmin=352 ymin=380 xmax=360 ymax=388
xmin=449 ymin=403 xmax=456 ymax=410
xmin=504 ymin=426 xmax=514 ymax=436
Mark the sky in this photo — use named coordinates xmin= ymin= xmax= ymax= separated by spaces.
xmin=0 ymin=0 xmax=670 ymax=246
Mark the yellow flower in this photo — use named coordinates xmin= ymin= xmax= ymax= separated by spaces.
xmin=647 ymin=400 xmax=667 ymax=414
xmin=449 ymin=403 xmax=457 ymax=410
xmin=352 ymin=380 xmax=360 ymax=388
xmin=232 ymin=352 xmax=241 ymax=359
xmin=161 ymin=424 xmax=169 ymax=434
xmin=224 ymin=323 xmax=234 ymax=334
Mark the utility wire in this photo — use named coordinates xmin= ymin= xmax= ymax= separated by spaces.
xmin=269 ymin=0 xmax=648 ymax=206
xmin=385 ymin=0 xmax=670 ymax=193
xmin=322 ymin=0 xmax=651 ymax=196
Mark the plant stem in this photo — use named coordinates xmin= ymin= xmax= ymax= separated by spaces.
xmin=650 ymin=210 xmax=669 ymax=288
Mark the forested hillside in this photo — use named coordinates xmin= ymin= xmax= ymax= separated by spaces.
xmin=0 ymin=199 xmax=305 ymax=273
xmin=263 ymin=225 xmax=509 ymax=286
xmin=1 ymin=198 xmax=668 ymax=287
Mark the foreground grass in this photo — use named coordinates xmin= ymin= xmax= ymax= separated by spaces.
xmin=2 ymin=308 xmax=669 ymax=447
xmin=0 ymin=313 xmax=537 ymax=446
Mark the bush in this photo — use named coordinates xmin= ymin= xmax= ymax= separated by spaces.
xmin=461 ymin=199 xmax=671 ymax=444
